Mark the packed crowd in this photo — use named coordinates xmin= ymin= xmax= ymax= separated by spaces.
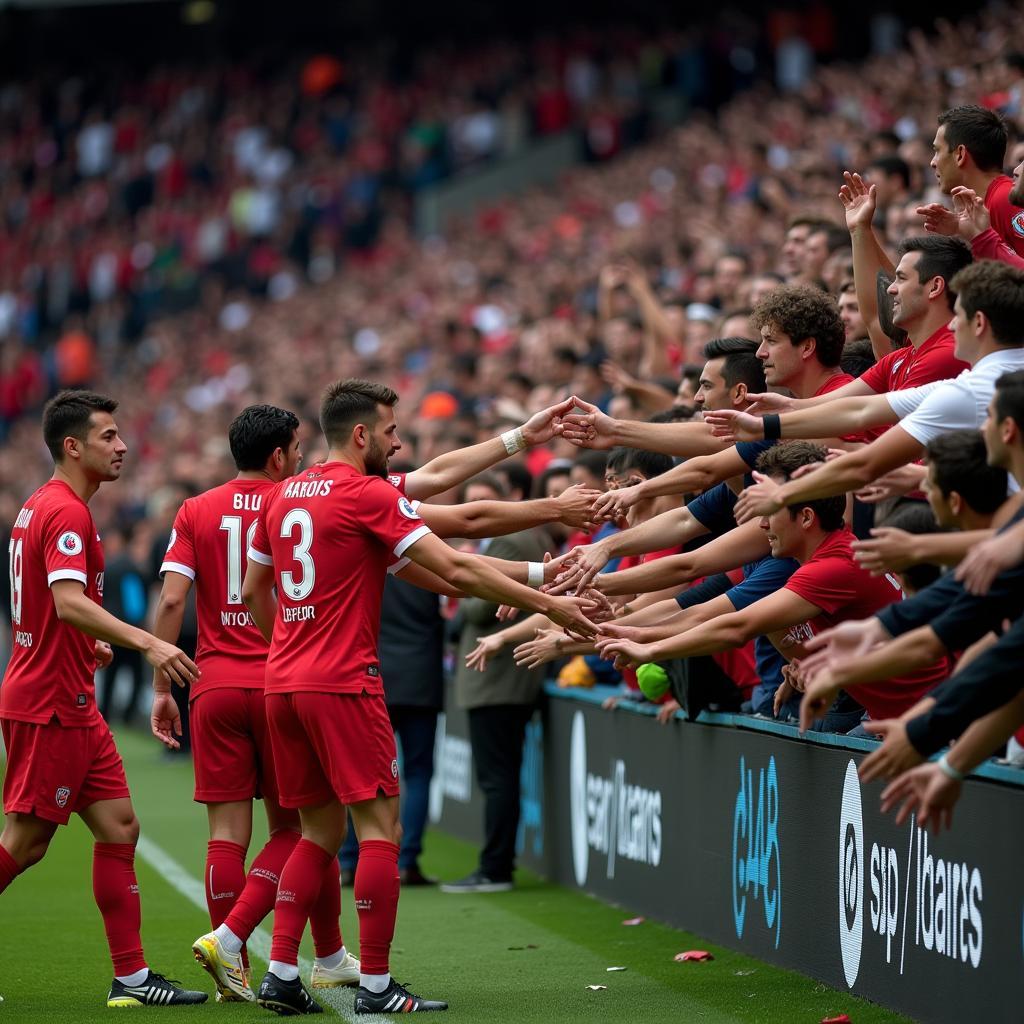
xmin=3 ymin=1 xmax=1024 ymax=909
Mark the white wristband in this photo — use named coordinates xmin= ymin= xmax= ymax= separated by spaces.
xmin=501 ymin=427 xmax=527 ymax=455
xmin=527 ymin=561 xmax=544 ymax=588
xmin=937 ymin=753 xmax=965 ymax=782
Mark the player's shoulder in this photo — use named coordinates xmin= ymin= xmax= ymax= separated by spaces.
xmin=29 ymin=481 xmax=90 ymax=525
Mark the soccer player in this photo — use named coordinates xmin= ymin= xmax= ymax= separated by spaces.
xmin=242 ymin=379 xmax=595 ymax=1015
xmin=153 ymin=405 xmax=358 ymax=1003
xmin=0 ymin=390 xmax=207 ymax=1009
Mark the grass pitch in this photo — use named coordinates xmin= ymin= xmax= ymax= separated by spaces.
xmin=0 ymin=727 xmax=911 ymax=1023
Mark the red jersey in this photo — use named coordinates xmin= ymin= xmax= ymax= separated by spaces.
xmin=858 ymin=326 xmax=969 ymax=442
xmin=161 ymin=478 xmax=276 ymax=697
xmin=2 ymin=480 xmax=105 ymax=726
xmin=249 ymin=462 xmax=432 ymax=695
xmin=782 ymin=529 xmax=949 ymax=719
xmin=984 ymin=174 xmax=1024 ymax=258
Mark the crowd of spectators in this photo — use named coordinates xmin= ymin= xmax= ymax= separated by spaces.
xmin=4 ymin=3 xmax=1024 ymax=840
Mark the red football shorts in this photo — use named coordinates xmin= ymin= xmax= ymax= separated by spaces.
xmin=1 ymin=717 xmax=130 ymax=825
xmin=264 ymin=691 xmax=400 ymax=809
xmin=191 ymin=687 xmax=277 ymax=804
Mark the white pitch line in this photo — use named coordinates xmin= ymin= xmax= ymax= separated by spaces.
xmin=136 ymin=833 xmax=386 ymax=1022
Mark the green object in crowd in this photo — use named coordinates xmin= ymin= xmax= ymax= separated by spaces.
xmin=637 ymin=662 xmax=669 ymax=701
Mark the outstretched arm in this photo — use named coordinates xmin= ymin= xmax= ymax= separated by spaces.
xmin=403 ymin=396 xmax=577 ymax=500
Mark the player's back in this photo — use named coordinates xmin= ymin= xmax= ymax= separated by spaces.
xmin=250 ymin=462 xmax=430 ymax=696
xmin=162 ymin=478 xmax=275 ymax=696
xmin=2 ymin=479 xmax=104 ymax=726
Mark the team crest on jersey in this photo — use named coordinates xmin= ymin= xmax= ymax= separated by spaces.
xmin=397 ymin=497 xmax=420 ymax=520
xmin=1013 ymin=212 xmax=1024 ymax=237
xmin=165 ymin=529 xmax=177 ymax=552
xmin=387 ymin=474 xmax=402 ymax=489
xmin=57 ymin=531 xmax=83 ymax=556
xmin=391 ymin=759 xmax=399 ymax=779
xmin=55 ymin=786 xmax=71 ymax=808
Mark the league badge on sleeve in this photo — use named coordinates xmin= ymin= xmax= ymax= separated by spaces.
xmin=397 ymin=497 xmax=421 ymax=520
xmin=57 ymin=531 xmax=83 ymax=556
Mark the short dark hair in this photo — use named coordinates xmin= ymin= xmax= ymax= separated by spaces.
xmin=994 ymin=370 xmax=1024 ymax=430
xmin=320 ymin=379 xmax=398 ymax=447
xmin=606 ymin=446 xmax=674 ymax=481
xmin=925 ymin=430 xmax=1007 ymax=514
xmin=496 ymin=461 xmax=533 ymax=501
xmin=878 ymin=503 xmax=942 ymax=592
xmin=462 ymin=472 xmax=507 ymax=501
xmin=938 ymin=105 xmax=1008 ymax=172
xmin=807 ymin=224 xmax=849 ymax=256
xmin=896 ymin=237 xmax=973 ymax=311
xmin=787 ymin=216 xmax=829 ymax=233
xmin=840 ymin=338 xmax=877 ymax=378
xmin=573 ymin=450 xmax=609 ymax=479
xmin=754 ymin=441 xmax=846 ymax=531
xmin=228 ymin=404 xmax=300 ymax=471
xmin=535 ymin=461 xmax=573 ymax=499
xmin=42 ymin=389 xmax=118 ymax=462
xmin=867 ymin=155 xmax=911 ymax=190
xmin=949 ymin=260 xmax=1024 ymax=347
xmin=703 ymin=337 xmax=766 ymax=392
xmin=750 ymin=285 xmax=845 ymax=367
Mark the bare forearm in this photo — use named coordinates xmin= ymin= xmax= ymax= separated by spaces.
xmin=451 ymin=498 xmax=560 ymax=539
xmin=405 ymin=437 xmax=508 ymax=500
xmin=850 ymin=224 xmax=895 ymax=358
xmin=833 ymin=627 xmax=946 ymax=689
xmin=780 ymin=396 xmax=894 ymax=439
xmin=947 ymin=690 xmax=1024 ymax=774
xmin=596 ymin=554 xmax=697 ymax=596
xmin=604 ymin=507 xmax=707 ymax=559
xmin=56 ymin=592 xmax=155 ymax=654
xmin=243 ymin=589 xmax=276 ymax=642
xmin=646 ymin=615 xmax=749 ymax=660
xmin=910 ymin=530 xmax=994 ymax=567
xmin=150 ymin=596 xmax=187 ymax=645
xmin=613 ymin=419 xmax=728 ymax=458
xmin=777 ymin=451 xmax=878 ymax=504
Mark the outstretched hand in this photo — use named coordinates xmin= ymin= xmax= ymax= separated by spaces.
xmin=839 ymin=171 xmax=877 ymax=233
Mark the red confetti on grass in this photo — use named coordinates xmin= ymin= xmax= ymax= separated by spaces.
xmin=674 ymin=950 xmax=714 ymax=962
xmin=821 ymin=1016 xmax=851 ymax=1023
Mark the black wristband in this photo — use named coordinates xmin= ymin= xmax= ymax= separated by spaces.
xmin=763 ymin=414 xmax=782 ymax=440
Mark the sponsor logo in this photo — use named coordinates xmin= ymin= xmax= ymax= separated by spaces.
xmin=516 ymin=717 xmax=544 ymax=859
xmin=76 ymin=693 xmax=87 ymax=707
xmin=14 ymin=631 xmax=33 ymax=648
xmin=1013 ymin=211 xmax=1024 ymax=237
xmin=569 ymin=711 xmax=662 ymax=888
xmin=57 ymin=531 xmax=83 ymax=556
xmin=14 ymin=506 xmax=34 ymax=530
xmin=367 ymin=665 xmax=380 ymax=677
xmin=428 ymin=713 xmax=473 ymax=822
xmin=732 ymin=755 xmax=782 ymax=948
xmin=839 ymin=760 xmax=865 ymax=986
xmin=355 ymin=898 xmax=373 ymax=911
xmin=277 ymin=889 xmax=297 ymax=903
xmin=837 ymin=759 xmax=983 ymax=990
xmin=397 ymin=497 xmax=421 ymax=520
xmin=387 ymin=474 xmax=403 ymax=490
xmin=165 ymin=529 xmax=177 ymax=552
xmin=391 ymin=758 xmax=399 ymax=779
xmin=55 ymin=786 xmax=71 ymax=808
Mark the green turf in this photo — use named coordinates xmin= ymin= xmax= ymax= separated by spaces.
xmin=1 ymin=727 xmax=913 ymax=1022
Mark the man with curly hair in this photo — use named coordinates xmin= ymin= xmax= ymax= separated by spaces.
xmin=561 ymin=286 xmax=858 ymax=520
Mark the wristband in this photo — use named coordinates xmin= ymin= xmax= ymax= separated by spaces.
xmin=527 ymin=561 xmax=544 ymax=588
xmin=501 ymin=427 xmax=527 ymax=455
xmin=763 ymin=414 xmax=782 ymax=440
xmin=937 ymin=753 xmax=965 ymax=782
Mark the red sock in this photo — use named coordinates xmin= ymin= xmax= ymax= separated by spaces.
xmin=223 ymin=829 xmax=298 ymax=942
xmin=0 ymin=844 xmax=21 ymax=894
xmin=310 ymin=856 xmax=343 ymax=959
xmin=205 ymin=840 xmax=246 ymax=929
xmin=93 ymin=842 xmax=146 ymax=977
xmin=269 ymin=839 xmax=335 ymax=967
xmin=354 ymin=840 xmax=400 ymax=975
